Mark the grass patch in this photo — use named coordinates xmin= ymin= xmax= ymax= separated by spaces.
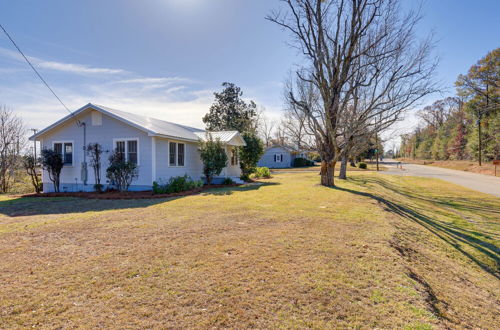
xmin=0 ymin=172 xmax=497 ymax=328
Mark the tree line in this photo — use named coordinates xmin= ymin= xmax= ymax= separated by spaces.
xmin=398 ymin=48 xmax=499 ymax=164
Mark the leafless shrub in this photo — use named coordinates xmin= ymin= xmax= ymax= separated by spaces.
xmin=0 ymin=105 xmax=26 ymax=193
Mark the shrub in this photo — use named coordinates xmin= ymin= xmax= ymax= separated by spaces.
xmin=222 ymin=177 xmax=235 ymax=185
xmin=198 ymin=135 xmax=228 ymax=185
xmin=358 ymin=162 xmax=367 ymax=169
xmin=153 ymin=175 xmax=203 ymax=194
xmin=293 ymin=157 xmax=315 ymax=167
xmin=87 ymin=143 xmax=103 ymax=191
xmin=41 ymin=149 xmax=63 ymax=192
xmin=22 ymin=154 xmax=42 ymax=193
xmin=254 ymin=166 xmax=271 ymax=178
xmin=93 ymin=184 xmax=104 ymax=192
xmin=106 ymin=150 xmax=138 ymax=192
xmin=239 ymin=132 xmax=264 ymax=181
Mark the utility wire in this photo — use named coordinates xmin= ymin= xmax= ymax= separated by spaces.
xmin=0 ymin=23 xmax=80 ymax=125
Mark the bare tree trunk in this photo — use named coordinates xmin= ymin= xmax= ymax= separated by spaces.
xmin=269 ymin=0 xmax=436 ymax=187
xmin=339 ymin=155 xmax=348 ymax=180
xmin=478 ymin=119 xmax=482 ymax=166
xmin=320 ymin=160 xmax=335 ymax=186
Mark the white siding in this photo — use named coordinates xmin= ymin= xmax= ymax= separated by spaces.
xmin=39 ymin=109 xmax=152 ymax=192
xmin=154 ymin=138 xmax=204 ymax=182
xmin=38 ymin=107 xmax=242 ymax=191
xmin=257 ymin=146 xmax=293 ymax=168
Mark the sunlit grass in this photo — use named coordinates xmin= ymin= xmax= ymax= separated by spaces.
xmin=0 ymin=172 xmax=497 ymax=328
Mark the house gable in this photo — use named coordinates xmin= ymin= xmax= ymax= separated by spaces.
xmin=258 ymin=146 xmax=293 ymax=168
xmin=30 ymin=104 xmax=155 ymax=141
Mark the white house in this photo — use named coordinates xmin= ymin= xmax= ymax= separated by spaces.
xmin=29 ymin=103 xmax=246 ymax=192
xmin=257 ymin=145 xmax=295 ymax=168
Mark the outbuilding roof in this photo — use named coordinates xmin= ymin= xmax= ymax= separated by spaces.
xmin=29 ymin=103 xmax=246 ymax=145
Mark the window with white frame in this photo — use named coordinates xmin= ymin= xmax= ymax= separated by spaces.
xmin=169 ymin=142 xmax=185 ymax=166
xmin=231 ymin=147 xmax=239 ymax=166
xmin=53 ymin=142 xmax=73 ymax=165
xmin=114 ymin=139 xmax=138 ymax=164
xmin=274 ymin=153 xmax=283 ymax=163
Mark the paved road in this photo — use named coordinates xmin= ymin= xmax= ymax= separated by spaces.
xmin=383 ymin=159 xmax=500 ymax=197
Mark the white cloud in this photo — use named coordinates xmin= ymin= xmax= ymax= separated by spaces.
xmin=0 ymin=48 xmax=283 ymax=136
xmin=113 ymin=77 xmax=190 ymax=85
xmin=0 ymin=46 xmax=127 ymax=75
xmin=36 ymin=60 xmax=127 ymax=75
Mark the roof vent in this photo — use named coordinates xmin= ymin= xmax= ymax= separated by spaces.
xmin=91 ymin=111 xmax=102 ymax=126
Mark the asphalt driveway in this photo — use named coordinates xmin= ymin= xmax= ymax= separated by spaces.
xmin=383 ymin=160 xmax=500 ymax=197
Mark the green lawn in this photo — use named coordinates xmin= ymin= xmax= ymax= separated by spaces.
xmin=0 ymin=172 xmax=498 ymax=328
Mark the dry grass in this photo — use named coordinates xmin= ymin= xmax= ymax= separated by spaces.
xmin=0 ymin=172 xmax=498 ymax=328
xmin=399 ymin=158 xmax=499 ymax=176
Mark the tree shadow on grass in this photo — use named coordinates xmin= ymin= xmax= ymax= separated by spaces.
xmin=333 ymin=180 xmax=500 ymax=279
xmin=350 ymin=176 xmax=500 ymax=216
xmin=0 ymin=197 xmax=177 ymax=218
xmin=202 ymin=181 xmax=281 ymax=196
xmin=0 ymin=183 xmax=280 ymax=217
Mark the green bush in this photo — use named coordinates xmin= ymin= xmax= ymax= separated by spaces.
xmin=293 ymin=157 xmax=315 ymax=167
xmin=358 ymin=162 xmax=368 ymax=169
xmin=153 ymin=175 xmax=203 ymax=194
xmin=93 ymin=184 xmax=104 ymax=192
xmin=106 ymin=150 xmax=138 ymax=192
xmin=222 ymin=177 xmax=235 ymax=185
xmin=254 ymin=167 xmax=271 ymax=178
xmin=198 ymin=136 xmax=228 ymax=185
xmin=239 ymin=132 xmax=264 ymax=181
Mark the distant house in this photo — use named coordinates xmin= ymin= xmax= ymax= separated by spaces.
xmin=29 ymin=103 xmax=246 ymax=192
xmin=257 ymin=145 xmax=296 ymax=168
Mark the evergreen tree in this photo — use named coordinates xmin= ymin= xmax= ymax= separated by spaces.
xmin=203 ymin=82 xmax=258 ymax=133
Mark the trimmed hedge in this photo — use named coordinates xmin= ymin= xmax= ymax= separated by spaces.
xmin=293 ymin=157 xmax=315 ymax=167
xmin=358 ymin=162 xmax=368 ymax=169
xmin=153 ymin=175 xmax=203 ymax=194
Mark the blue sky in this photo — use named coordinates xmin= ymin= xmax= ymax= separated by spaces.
xmin=1 ymin=0 xmax=499 ymax=143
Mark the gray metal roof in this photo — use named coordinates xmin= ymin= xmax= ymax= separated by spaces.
xmin=30 ymin=103 xmax=245 ymax=145
xmin=94 ymin=104 xmax=205 ymax=141
xmin=194 ymin=131 xmax=246 ymax=146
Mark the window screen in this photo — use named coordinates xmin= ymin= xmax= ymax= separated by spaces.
xmin=177 ymin=143 xmax=185 ymax=166
xmin=63 ymin=143 xmax=73 ymax=164
xmin=169 ymin=142 xmax=177 ymax=166
xmin=127 ymin=140 xmax=138 ymax=164
xmin=116 ymin=141 xmax=125 ymax=161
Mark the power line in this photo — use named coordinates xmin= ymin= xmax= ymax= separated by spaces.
xmin=0 ymin=23 xmax=80 ymax=124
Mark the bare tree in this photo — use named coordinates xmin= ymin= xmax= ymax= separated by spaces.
xmin=417 ymin=97 xmax=458 ymax=130
xmin=87 ymin=143 xmax=104 ymax=192
xmin=273 ymin=123 xmax=287 ymax=146
xmin=0 ymin=106 xmax=25 ymax=193
xmin=268 ymin=0 xmax=437 ymax=186
xmin=282 ymin=91 xmax=316 ymax=151
xmin=22 ymin=154 xmax=41 ymax=193
xmin=258 ymin=112 xmax=276 ymax=147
